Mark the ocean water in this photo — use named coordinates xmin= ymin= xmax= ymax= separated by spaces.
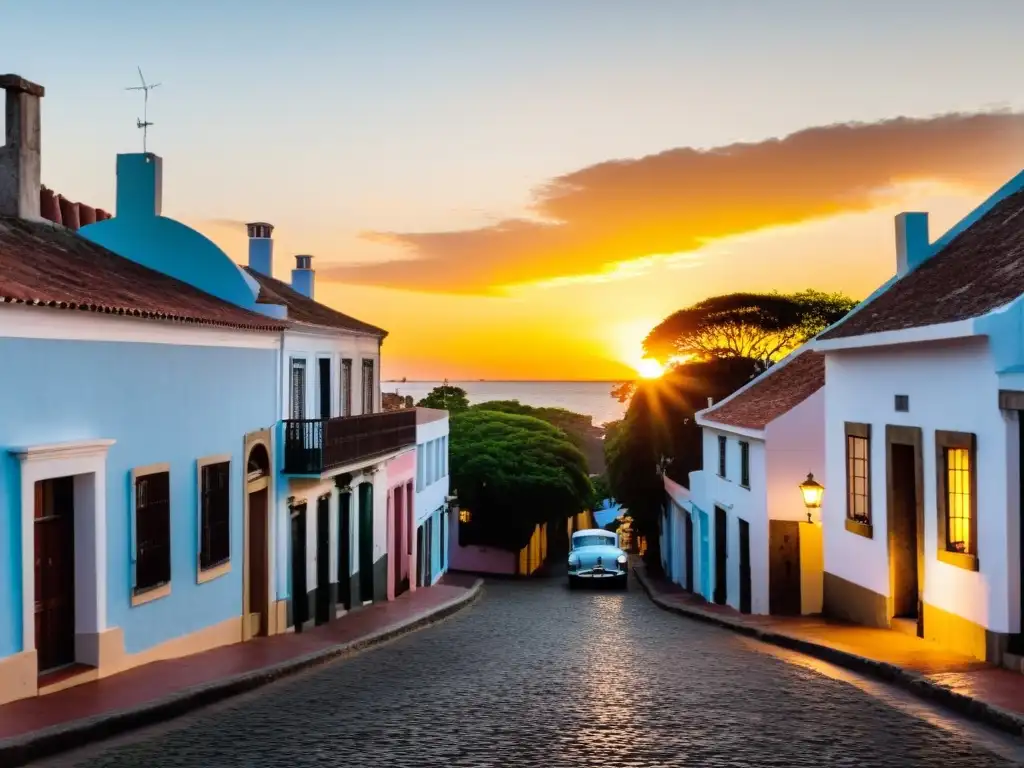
xmin=381 ymin=381 xmax=627 ymax=426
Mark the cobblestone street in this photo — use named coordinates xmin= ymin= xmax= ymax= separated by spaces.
xmin=41 ymin=577 xmax=1024 ymax=767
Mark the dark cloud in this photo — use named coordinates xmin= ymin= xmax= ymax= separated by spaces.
xmin=322 ymin=112 xmax=1024 ymax=295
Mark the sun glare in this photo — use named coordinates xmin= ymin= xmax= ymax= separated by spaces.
xmin=636 ymin=358 xmax=664 ymax=379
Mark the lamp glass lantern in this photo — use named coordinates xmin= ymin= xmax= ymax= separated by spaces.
xmin=799 ymin=472 xmax=824 ymax=522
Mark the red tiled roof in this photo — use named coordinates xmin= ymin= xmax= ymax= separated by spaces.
xmin=702 ymin=350 xmax=825 ymax=431
xmin=243 ymin=267 xmax=387 ymax=337
xmin=821 ymin=187 xmax=1024 ymax=339
xmin=0 ymin=216 xmax=284 ymax=331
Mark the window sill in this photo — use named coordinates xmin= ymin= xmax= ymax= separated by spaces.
xmin=739 ymin=482 xmax=750 ymax=491
xmin=197 ymin=560 xmax=232 ymax=584
xmin=937 ymin=549 xmax=979 ymax=572
xmin=845 ymin=519 xmax=873 ymax=539
xmin=132 ymin=582 xmax=171 ymax=607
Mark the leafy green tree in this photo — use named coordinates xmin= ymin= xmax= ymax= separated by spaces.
xmin=417 ymin=382 xmax=470 ymax=412
xmin=643 ymin=289 xmax=857 ymax=367
xmin=472 ymin=400 xmax=605 ymax=474
xmin=451 ymin=409 xmax=592 ymax=552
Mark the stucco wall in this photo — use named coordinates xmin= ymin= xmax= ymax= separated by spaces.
xmin=765 ymin=389 xmax=826 ymax=523
xmin=823 ymin=338 xmax=1016 ymax=633
xmin=281 ymin=330 xmax=381 ymax=420
xmin=416 ymin=415 xmax=450 ymax=525
xmin=0 ymin=330 xmax=277 ymax=659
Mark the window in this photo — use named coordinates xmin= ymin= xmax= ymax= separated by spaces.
xmin=341 ymin=359 xmax=353 ymax=416
xmin=290 ymin=359 xmax=306 ymax=419
xmin=894 ymin=394 xmax=909 ymax=413
xmin=361 ymin=359 xmax=375 ymax=415
xmin=317 ymin=358 xmax=331 ymax=418
xmin=459 ymin=509 xmax=471 ymax=523
xmin=199 ymin=459 xmax=231 ymax=573
xmin=845 ymin=422 xmax=871 ymax=536
xmin=717 ymin=435 xmax=727 ymax=478
xmin=739 ymin=442 xmax=750 ymax=488
xmin=133 ymin=466 xmax=171 ymax=599
xmin=936 ymin=430 xmax=978 ymax=570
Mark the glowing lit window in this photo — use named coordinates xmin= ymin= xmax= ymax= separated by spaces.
xmin=459 ymin=509 xmax=471 ymax=524
xmin=936 ymin=430 xmax=978 ymax=570
xmin=844 ymin=423 xmax=871 ymax=526
xmin=944 ymin=447 xmax=973 ymax=554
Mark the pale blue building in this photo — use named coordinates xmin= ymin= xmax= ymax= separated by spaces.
xmin=0 ymin=75 xmax=280 ymax=705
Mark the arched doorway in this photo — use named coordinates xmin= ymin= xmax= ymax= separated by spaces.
xmin=243 ymin=438 xmax=272 ymax=640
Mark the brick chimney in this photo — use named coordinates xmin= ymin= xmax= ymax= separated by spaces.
xmin=292 ymin=254 xmax=315 ymax=299
xmin=247 ymin=222 xmax=274 ymax=277
xmin=0 ymin=74 xmax=44 ymax=219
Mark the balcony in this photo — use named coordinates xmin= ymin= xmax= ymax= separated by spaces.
xmin=282 ymin=410 xmax=417 ymax=475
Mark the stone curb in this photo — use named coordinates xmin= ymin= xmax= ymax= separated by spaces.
xmin=0 ymin=580 xmax=484 ymax=768
xmin=632 ymin=566 xmax=1024 ymax=738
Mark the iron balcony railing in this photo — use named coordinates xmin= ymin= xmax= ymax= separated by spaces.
xmin=282 ymin=410 xmax=417 ymax=475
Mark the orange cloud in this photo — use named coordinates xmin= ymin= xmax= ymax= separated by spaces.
xmin=323 ymin=112 xmax=1024 ymax=295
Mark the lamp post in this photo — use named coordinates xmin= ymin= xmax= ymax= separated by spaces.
xmin=799 ymin=472 xmax=824 ymax=523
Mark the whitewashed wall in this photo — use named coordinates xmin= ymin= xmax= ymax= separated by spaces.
xmin=823 ymin=337 xmax=1017 ymax=634
xmin=281 ymin=329 xmax=381 ymax=419
xmin=765 ymin=388 xmax=826 ymax=524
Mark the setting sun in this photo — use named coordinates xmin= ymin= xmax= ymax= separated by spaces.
xmin=636 ymin=358 xmax=665 ymax=379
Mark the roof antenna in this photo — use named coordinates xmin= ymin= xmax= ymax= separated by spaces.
xmin=125 ymin=66 xmax=161 ymax=152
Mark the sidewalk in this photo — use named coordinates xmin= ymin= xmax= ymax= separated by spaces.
xmin=632 ymin=562 xmax=1024 ymax=736
xmin=0 ymin=574 xmax=482 ymax=767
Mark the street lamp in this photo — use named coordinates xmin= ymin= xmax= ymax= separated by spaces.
xmin=799 ymin=472 xmax=824 ymax=523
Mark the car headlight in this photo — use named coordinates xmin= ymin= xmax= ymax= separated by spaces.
xmin=616 ymin=554 xmax=628 ymax=565
xmin=568 ymin=556 xmax=580 ymax=568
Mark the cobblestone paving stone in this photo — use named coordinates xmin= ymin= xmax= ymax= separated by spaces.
xmin=62 ymin=578 xmax=1023 ymax=767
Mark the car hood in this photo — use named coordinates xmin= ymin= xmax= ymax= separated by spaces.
xmin=572 ymin=545 xmax=625 ymax=568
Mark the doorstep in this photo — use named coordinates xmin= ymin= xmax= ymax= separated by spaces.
xmin=0 ymin=573 xmax=483 ymax=767
xmin=632 ymin=561 xmax=1024 ymax=737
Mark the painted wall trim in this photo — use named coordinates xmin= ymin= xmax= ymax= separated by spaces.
xmin=814 ymin=319 xmax=975 ymax=352
xmin=12 ymin=438 xmax=116 ymax=462
xmin=0 ymin=303 xmax=279 ymax=349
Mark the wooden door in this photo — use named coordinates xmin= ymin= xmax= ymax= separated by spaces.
xmin=684 ymin=513 xmax=694 ymax=593
xmin=424 ymin=518 xmax=433 ymax=585
xmin=291 ymin=505 xmax=309 ymax=630
xmin=890 ymin=443 xmax=920 ymax=620
xmin=35 ymin=477 xmax=76 ymax=673
xmin=338 ymin=491 xmax=351 ymax=610
xmin=713 ymin=506 xmax=727 ymax=605
xmin=315 ymin=496 xmax=331 ymax=624
xmin=358 ymin=484 xmax=374 ymax=603
xmin=738 ymin=518 xmax=752 ymax=614
xmin=768 ymin=520 xmax=801 ymax=615
xmin=393 ymin=489 xmax=406 ymax=595
xmin=248 ymin=488 xmax=269 ymax=637
xmin=416 ymin=526 xmax=424 ymax=587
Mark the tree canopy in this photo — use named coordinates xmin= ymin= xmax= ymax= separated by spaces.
xmin=472 ymin=400 xmax=605 ymax=474
xmin=643 ymin=289 xmax=858 ymax=367
xmin=417 ymin=384 xmax=470 ymax=413
xmin=450 ymin=409 xmax=592 ymax=551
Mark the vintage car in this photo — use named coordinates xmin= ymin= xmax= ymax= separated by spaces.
xmin=567 ymin=528 xmax=628 ymax=589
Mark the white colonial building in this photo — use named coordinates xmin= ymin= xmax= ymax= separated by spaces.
xmin=815 ymin=169 xmax=1024 ymax=665
xmin=665 ymin=350 xmax=826 ymax=615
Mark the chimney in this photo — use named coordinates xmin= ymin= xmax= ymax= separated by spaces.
xmin=707 ymin=397 xmax=714 ymax=408
xmin=292 ymin=254 xmax=315 ymax=299
xmin=895 ymin=212 xmax=931 ymax=276
xmin=247 ymin=222 xmax=274 ymax=277
xmin=115 ymin=153 xmax=163 ymax=219
xmin=0 ymin=74 xmax=44 ymax=219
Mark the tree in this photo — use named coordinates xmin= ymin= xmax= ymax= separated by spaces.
xmin=417 ymin=382 xmax=470 ymax=412
xmin=605 ymin=358 xmax=760 ymax=569
xmin=450 ymin=409 xmax=592 ymax=551
xmin=471 ymin=400 xmax=605 ymax=474
xmin=643 ymin=289 xmax=858 ymax=367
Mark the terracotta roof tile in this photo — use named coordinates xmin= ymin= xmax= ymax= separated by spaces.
xmin=702 ymin=350 xmax=825 ymax=431
xmin=0 ymin=216 xmax=284 ymax=331
xmin=40 ymin=186 xmax=111 ymax=231
xmin=243 ymin=267 xmax=387 ymax=337
xmin=821 ymin=187 xmax=1024 ymax=339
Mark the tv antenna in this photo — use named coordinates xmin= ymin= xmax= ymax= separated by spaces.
xmin=125 ymin=66 xmax=161 ymax=152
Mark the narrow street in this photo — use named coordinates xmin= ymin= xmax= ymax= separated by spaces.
xmin=39 ymin=577 xmax=1024 ymax=767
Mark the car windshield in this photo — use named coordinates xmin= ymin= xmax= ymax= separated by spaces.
xmin=573 ymin=535 xmax=614 ymax=548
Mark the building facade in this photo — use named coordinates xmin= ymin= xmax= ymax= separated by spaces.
xmin=415 ymin=408 xmax=451 ymax=587
xmin=815 ymin=169 xmax=1024 ymax=663
xmin=0 ymin=75 xmax=281 ymax=704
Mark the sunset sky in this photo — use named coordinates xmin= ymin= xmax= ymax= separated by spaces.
xmin=8 ymin=1 xmax=1024 ymax=380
